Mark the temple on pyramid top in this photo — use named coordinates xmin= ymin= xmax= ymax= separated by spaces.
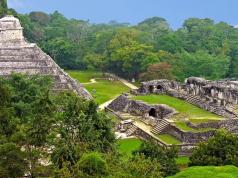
xmin=0 ymin=15 xmax=29 ymax=47
xmin=0 ymin=16 xmax=92 ymax=99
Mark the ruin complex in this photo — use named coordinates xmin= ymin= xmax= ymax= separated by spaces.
xmin=107 ymin=77 xmax=238 ymax=154
xmin=0 ymin=16 xmax=91 ymax=99
xmin=136 ymin=77 xmax=238 ymax=118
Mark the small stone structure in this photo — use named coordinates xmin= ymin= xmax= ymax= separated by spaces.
xmin=107 ymin=94 xmax=219 ymax=143
xmin=108 ymin=94 xmax=177 ymax=121
xmin=0 ymin=16 xmax=91 ymax=99
xmin=135 ymin=77 xmax=238 ymax=118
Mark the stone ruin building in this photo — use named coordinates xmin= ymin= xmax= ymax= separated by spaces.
xmin=136 ymin=77 xmax=238 ymax=118
xmin=107 ymin=77 xmax=238 ymax=154
xmin=0 ymin=16 xmax=91 ymax=99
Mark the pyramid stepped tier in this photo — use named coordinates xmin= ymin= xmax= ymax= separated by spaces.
xmin=0 ymin=16 xmax=92 ymax=99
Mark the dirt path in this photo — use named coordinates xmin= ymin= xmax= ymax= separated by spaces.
xmin=92 ymin=75 xmax=138 ymax=110
xmin=117 ymin=78 xmax=138 ymax=90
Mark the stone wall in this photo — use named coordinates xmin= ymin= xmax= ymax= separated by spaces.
xmin=134 ymin=125 xmax=195 ymax=155
xmin=162 ymin=125 xmax=215 ymax=144
xmin=188 ymin=119 xmax=238 ymax=133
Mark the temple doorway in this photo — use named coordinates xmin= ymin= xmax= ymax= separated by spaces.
xmin=149 ymin=108 xmax=156 ymax=117
xmin=149 ymin=85 xmax=154 ymax=93
xmin=157 ymin=85 xmax=163 ymax=90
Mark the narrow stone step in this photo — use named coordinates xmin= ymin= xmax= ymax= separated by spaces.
xmin=126 ymin=125 xmax=137 ymax=136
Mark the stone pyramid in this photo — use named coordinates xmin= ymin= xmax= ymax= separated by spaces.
xmin=0 ymin=16 xmax=91 ymax=99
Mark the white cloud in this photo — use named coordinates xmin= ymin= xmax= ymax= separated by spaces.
xmin=8 ymin=0 xmax=25 ymax=9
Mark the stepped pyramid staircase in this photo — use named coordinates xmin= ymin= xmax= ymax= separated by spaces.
xmin=151 ymin=119 xmax=170 ymax=135
xmin=0 ymin=16 xmax=91 ymax=99
xmin=126 ymin=125 xmax=138 ymax=136
xmin=185 ymin=94 xmax=236 ymax=118
xmin=167 ymin=89 xmax=236 ymax=119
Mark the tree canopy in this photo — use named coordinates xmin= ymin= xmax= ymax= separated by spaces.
xmin=14 ymin=11 xmax=238 ymax=81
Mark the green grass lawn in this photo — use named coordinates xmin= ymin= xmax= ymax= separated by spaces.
xmin=133 ymin=95 xmax=222 ymax=122
xmin=176 ymin=156 xmax=190 ymax=170
xmin=157 ymin=134 xmax=182 ymax=145
xmin=85 ymin=79 xmax=129 ymax=104
xmin=176 ymin=156 xmax=190 ymax=166
xmin=67 ymin=70 xmax=103 ymax=83
xmin=117 ymin=138 xmax=143 ymax=157
xmin=67 ymin=71 xmax=129 ymax=104
xmin=167 ymin=165 xmax=238 ymax=178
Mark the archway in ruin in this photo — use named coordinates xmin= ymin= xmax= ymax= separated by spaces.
xmin=157 ymin=85 xmax=163 ymax=90
xmin=149 ymin=85 xmax=154 ymax=93
xmin=149 ymin=108 xmax=156 ymax=117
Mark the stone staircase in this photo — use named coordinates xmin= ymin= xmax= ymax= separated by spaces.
xmin=126 ymin=125 xmax=138 ymax=136
xmin=119 ymin=113 xmax=135 ymax=120
xmin=186 ymin=94 xmax=205 ymax=105
xmin=184 ymin=94 xmax=236 ymax=119
xmin=152 ymin=119 xmax=170 ymax=134
xmin=0 ymin=46 xmax=92 ymax=99
xmin=225 ymin=104 xmax=238 ymax=117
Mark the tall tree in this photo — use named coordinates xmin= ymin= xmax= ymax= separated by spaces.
xmin=0 ymin=0 xmax=8 ymax=17
xmin=190 ymin=130 xmax=238 ymax=167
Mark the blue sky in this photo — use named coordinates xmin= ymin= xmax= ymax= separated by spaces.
xmin=8 ymin=0 xmax=237 ymax=29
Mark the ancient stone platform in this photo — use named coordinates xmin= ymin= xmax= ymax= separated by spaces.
xmin=0 ymin=16 xmax=91 ymax=99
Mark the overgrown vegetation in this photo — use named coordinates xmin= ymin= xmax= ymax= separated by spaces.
xmin=168 ymin=165 xmax=238 ymax=178
xmin=2 ymin=6 xmax=237 ymax=82
xmin=134 ymin=141 xmax=179 ymax=176
xmin=3 ymin=2 xmax=238 ymax=177
xmin=189 ymin=130 xmax=238 ymax=167
xmin=0 ymin=74 xmax=179 ymax=177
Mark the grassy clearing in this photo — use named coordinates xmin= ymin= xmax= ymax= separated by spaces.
xmin=157 ymin=134 xmax=181 ymax=145
xmin=133 ymin=95 xmax=222 ymax=122
xmin=68 ymin=71 xmax=129 ymax=104
xmin=85 ymin=79 xmax=129 ymax=104
xmin=176 ymin=156 xmax=190 ymax=170
xmin=174 ymin=122 xmax=214 ymax=133
xmin=117 ymin=138 xmax=142 ymax=157
xmin=176 ymin=156 xmax=190 ymax=166
xmin=167 ymin=165 xmax=238 ymax=178
xmin=67 ymin=70 xmax=103 ymax=83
